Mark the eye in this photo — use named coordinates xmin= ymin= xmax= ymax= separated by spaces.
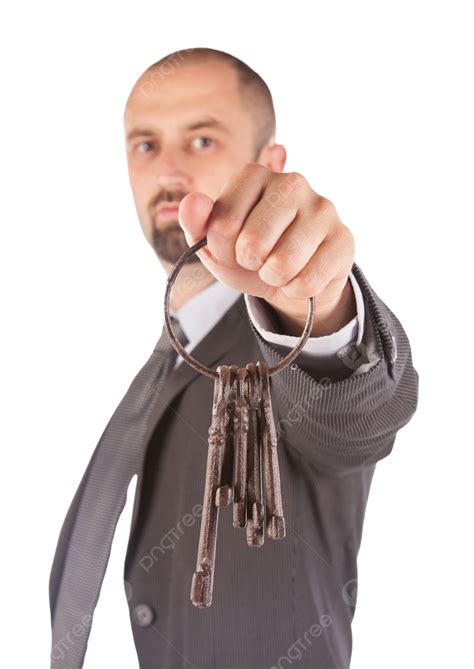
xmin=136 ymin=141 xmax=155 ymax=154
xmin=191 ymin=136 xmax=214 ymax=149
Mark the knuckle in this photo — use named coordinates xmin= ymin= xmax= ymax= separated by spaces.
xmin=269 ymin=172 xmax=308 ymax=206
xmin=315 ymin=195 xmax=334 ymax=216
xmin=298 ymin=269 xmax=319 ymax=293
xmin=286 ymin=233 xmax=307 ymax=258
xmin=221 ymin=163 xmax=264 ymax=197
xmin=341 ymin=224 xmax=356 ymax=252
xmin=236 ymin=235 xmax=267 ymax=266
xmin=332 ymin=224 xmax=356 ymax=261
xmin=264 ymin=253 xmax=293 ymax=281
xmin=241 ymin=162 xmax=268 ymax=180
xmin=210 ymin=201 xmax=241 ymax=237
xmin=303 ymin=262 xmax=331 ymax=291
xmin=286 ymin=171 xmax=307 ymax=189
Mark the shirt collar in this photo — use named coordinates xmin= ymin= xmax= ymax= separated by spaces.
xmin=169 ymin=279 xmax=242 ymax=347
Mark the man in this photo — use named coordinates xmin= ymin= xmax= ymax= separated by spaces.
xmin=49 ymin=48 xmax=419 ymax=668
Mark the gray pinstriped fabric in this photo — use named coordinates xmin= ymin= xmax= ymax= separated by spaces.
xmin=49 ymin=262 xmax=419 ymax=668
xmin=48 ymin=318 xmax=188 ymax=668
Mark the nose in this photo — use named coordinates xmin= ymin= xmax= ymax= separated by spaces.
xmin=153 ymin=145 xmax=190 ymax=188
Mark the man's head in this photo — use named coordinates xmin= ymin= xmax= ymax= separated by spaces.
xmin=123 ymin=48 xmax=286 ymax=269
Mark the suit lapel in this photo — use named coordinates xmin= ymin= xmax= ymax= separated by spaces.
xmin=143 ymin=293 xmax=249 ymax=443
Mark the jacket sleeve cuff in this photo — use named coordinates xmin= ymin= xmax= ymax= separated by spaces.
xmin=244 ymin=261 xmax=419 ymax=469
xmin=244 ymin=271 xmax=368 ymax=382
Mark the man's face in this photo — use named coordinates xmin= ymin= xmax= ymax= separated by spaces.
xmin=124 ymin=60 xmax=260 ymax=266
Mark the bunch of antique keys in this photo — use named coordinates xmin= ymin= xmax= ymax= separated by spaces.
xmin=164 ymin=237 xmax=315 ymax=608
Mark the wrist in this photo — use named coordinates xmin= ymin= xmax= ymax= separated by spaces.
xmin=264 ymin=278 xmax=356 ymax=338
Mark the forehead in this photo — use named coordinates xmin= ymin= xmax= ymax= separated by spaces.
xmin=124 ymin=60 xmax=248 ymax=133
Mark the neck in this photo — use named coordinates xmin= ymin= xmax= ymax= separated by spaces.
xmin=162 ymin=258 xmax=216 ymax=311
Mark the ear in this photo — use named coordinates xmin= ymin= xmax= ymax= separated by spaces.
xmin=256 ymin=142 xmax=287 ymax=173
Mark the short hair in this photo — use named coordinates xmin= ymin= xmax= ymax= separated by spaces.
xmin=140 ymin=47 xmax=276 ymax=160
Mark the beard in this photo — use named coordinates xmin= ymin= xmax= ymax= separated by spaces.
xmin=151 ymin=219 xmax=201 ymax=265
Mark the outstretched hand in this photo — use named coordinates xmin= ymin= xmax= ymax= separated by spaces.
xmin=178 ymin=162 xmax=356 ymax=336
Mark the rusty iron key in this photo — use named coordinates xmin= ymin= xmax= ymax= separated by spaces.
xmin=258 ymin=360 xmax=286 ymax=540
xmin=215 ymin=365 xmax=238 ymax=508
xmin=163 ymin=236 xmax=315 ymax=608
xmin=232 ymin=366 xmax=249 ymax=528
xmin=245 ymin=363 xmax=265 ymax=547
xmin=190 ymin=365 xmax=232 ymax=608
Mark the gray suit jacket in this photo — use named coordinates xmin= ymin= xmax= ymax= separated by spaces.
xmin=49 ymin=261 xmax=418 ymax=668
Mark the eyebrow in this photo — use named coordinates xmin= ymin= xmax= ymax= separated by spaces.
xmin=126 ymin=117 xmax=230 ymax=143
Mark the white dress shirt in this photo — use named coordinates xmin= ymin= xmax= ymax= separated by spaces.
xmin=169 ymin=271 xmax=365 ymax=370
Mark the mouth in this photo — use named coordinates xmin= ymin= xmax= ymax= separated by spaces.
xmin=156 ymin=202 xmax=180 ymax=218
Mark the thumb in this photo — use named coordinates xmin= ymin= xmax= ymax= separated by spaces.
xmin=178 ymin=192 xmax=214 ymax=247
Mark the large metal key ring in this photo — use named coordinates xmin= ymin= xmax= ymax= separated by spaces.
xmin=164 ymin=237 xmax=315 ymax=378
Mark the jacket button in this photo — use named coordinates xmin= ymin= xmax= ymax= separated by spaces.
xmin=132 ymin=603 xmax=154 ymax=627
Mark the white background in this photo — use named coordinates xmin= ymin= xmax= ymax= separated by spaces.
xmin=1 ymin=1 xmax=472 ymax=667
